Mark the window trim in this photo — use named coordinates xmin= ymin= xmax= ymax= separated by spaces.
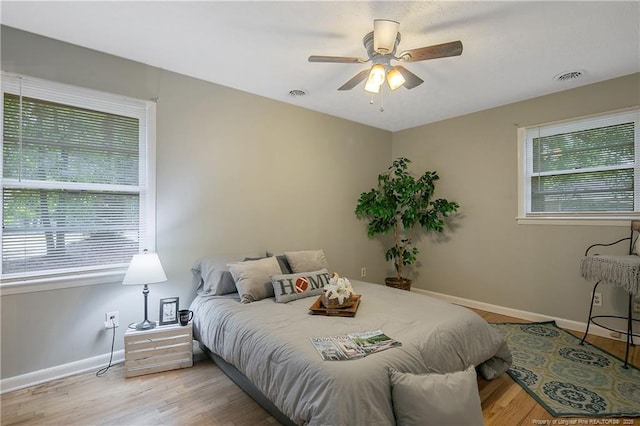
xmin=517 ymin=107 xmax=640 ymax=226
xmin=0 ymin=73 xmax=157 ymax=294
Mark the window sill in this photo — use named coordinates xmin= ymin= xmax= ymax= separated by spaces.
xmin=516 ymin=216 xmax=639 ymax=226
xmin=0 ymin=269 xmax=127 ymax=296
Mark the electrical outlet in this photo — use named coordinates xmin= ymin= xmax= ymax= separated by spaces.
xmin=633 ymin=298 xmax=640 ymax=314
xmin=104 ymin=311 xmax=119 ymax=329
xmin=592 ymin=292 xmax=602 ymax=307
xmin=361 ymin=267 xmax=366 ymax=278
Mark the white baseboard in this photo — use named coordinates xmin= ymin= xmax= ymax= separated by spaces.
xmin=0 ymin=350 xmax=124 ymax=394
xmin=412 ymin=288 xmax=634 ymax=344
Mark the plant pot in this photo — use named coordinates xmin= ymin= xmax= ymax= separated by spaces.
xmin=385 ymin=277 xmax=412 ymax=291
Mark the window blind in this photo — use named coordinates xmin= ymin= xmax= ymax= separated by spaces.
xmin=524 ymin=109 xmax=639 ymax=216
xmin=1 ymin=74 xmax=152 ymax=279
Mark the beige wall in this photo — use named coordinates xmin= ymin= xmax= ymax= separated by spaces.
xmin=0 ymin=27 xmax=391 ymax=379
xmin=392 ymin=73 xmax=640 ymax=322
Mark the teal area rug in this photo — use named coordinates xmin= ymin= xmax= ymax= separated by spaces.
xmin=491 ymin=321 xmax=640 ymax=418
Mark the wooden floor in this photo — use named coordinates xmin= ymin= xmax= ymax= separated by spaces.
xmin=2 ymin=309 xmax=638 ymax=426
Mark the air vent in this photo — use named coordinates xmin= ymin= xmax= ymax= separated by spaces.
xmin=289 ymin=89 xmax=307 ymax=97
xmin=554 ymin=71 xmax=583 ymax=82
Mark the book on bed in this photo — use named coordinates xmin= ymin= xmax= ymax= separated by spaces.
xmin=311 ymin=329 xmax=401 ymax=361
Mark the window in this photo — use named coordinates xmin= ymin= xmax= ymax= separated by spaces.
xmin=517 ymin=108 xmax=640 ymax=224
xmin=1 ymin=73 xmax=156 ymax=288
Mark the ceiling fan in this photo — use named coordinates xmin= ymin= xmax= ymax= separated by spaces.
xmin=308 ymin=19 xmax=463 ymax=93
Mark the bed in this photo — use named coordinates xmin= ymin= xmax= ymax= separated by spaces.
xmin=189 ymin=259 xmax=511 ymax=426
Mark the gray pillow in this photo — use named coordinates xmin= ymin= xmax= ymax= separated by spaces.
xmin=389 ymin=366 xmax=483 ymax=426
xmin=284 ymin=249 xmax=329 ymax=273
xmin=192 ymin=253 xmax=261 ymax=296
xmin=228 ymin=256 xmax=282 ymax=303
xmin=270 ymin=269 xmax=330 ymax=303
xmin=275 ymin=255 xmax=293 ymax=275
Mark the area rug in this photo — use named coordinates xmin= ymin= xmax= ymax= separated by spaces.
xmin=491 ymin=321 xmax=640 ymax=418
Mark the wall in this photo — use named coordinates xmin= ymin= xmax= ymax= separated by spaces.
xmin=0 ymin=26 xmax=392 ymax=380
xmin=392 ymin=73 xmax=640 ymax=323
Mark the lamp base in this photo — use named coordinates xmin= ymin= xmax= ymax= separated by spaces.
xmin=134 ymin=319 xmax=156 ymax=331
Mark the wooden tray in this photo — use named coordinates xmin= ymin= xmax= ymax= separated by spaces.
xmin=309 ymin=294 xmax=360 ymax=317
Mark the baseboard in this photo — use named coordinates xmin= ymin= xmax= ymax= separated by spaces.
xmin=0 ymin=350 xmax=124 ymax=394
xmin=412 ymin=288 xmax=634 ymax=343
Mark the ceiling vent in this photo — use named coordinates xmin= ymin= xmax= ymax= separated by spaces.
xmin=289 ymin=89 xmax=307 ymax=97
xmin=554 ymin=71 xmax=583 ymax=82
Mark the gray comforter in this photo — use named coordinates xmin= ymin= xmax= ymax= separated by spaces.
xmin=190 ymin=280 xmax=511 ymax=425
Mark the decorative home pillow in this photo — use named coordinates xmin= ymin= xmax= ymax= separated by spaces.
xmin=284 ymin=249 xmax=329 ymax=273
xmin=192 ymin=253 xmax=262 ymax=296
xmin=389 ymin=366 xmax=483 ymax=426
xmin=228 ymin=256 xmax=282 ymax=303
xmin=270 ymin=269 xmax=331 ymax=303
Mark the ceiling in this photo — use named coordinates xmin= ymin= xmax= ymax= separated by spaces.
xmin=1 ymin=1 xmax=639 ymax=132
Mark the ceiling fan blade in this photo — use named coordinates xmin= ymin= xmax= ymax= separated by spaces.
xmin=308 ymin=55 xmax=367 ymax=64
xmin=338 ymin=69 xmax=370 ymax=91
xmin=394 ymin=66 xmax=424 ymax=89
xmin=397 ymin=40 xmax=463 ymax=62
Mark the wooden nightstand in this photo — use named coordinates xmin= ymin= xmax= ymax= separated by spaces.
xmin=124 ymin=322 xmax=193 ymax=378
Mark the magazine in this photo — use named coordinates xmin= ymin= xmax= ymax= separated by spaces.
xmin=310 ymin=330 xmax=401 ymax=361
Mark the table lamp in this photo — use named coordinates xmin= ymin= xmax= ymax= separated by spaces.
xmin=122 ymin=250 xmax=167 ymax=330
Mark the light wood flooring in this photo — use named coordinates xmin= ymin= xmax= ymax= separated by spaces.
xmin=2 ymin=309 xmax=638 ymax=426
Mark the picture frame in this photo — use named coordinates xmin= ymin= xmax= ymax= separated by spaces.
xmin=159 ymin=297 xmax=179 ymax=326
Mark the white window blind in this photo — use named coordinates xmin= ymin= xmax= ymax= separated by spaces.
xmin=518 ymin=108 xmax=640 ymax=222
xmin=1 ymin=73 xmax=155 ymax=282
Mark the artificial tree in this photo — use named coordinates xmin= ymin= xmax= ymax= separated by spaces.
xmin=355 ymin=157 xmax=459 ymax=290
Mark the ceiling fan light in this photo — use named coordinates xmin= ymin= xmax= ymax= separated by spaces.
xmin=373 ymin=19 xmax=399 ymax=54
xmin=364 ymin=79 xmax=381 ymax=94
xmin=364 ymin=64 xmax=385 ymax=93
xmin=386 ymin=67 xmax=405 ymax=90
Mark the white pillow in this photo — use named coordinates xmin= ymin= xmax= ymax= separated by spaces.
xmin=389 ymin=366 xmax=484 ymax=426
xmin=228 ymin=256 xmax=281 ymax=303
xmin=284 ymin=249 xmax=329 ymax=273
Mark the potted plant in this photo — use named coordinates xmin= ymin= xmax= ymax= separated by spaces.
xmin=355 ymin=157 xmax=459 ymax=290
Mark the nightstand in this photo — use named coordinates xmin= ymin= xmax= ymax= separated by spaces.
xmin=124 ymin=322 xmax=193 ymax=378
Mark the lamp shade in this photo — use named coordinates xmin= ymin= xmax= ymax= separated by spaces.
xmin=386 ymin=67 xmax=406 ymax=90
xmin=364 ymin=64 xmax=386 ymax=93
xmin=122 ymin=252 xmax=167 ymax=285
xmin=373 ymin=19 xmax=400 ymax=54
